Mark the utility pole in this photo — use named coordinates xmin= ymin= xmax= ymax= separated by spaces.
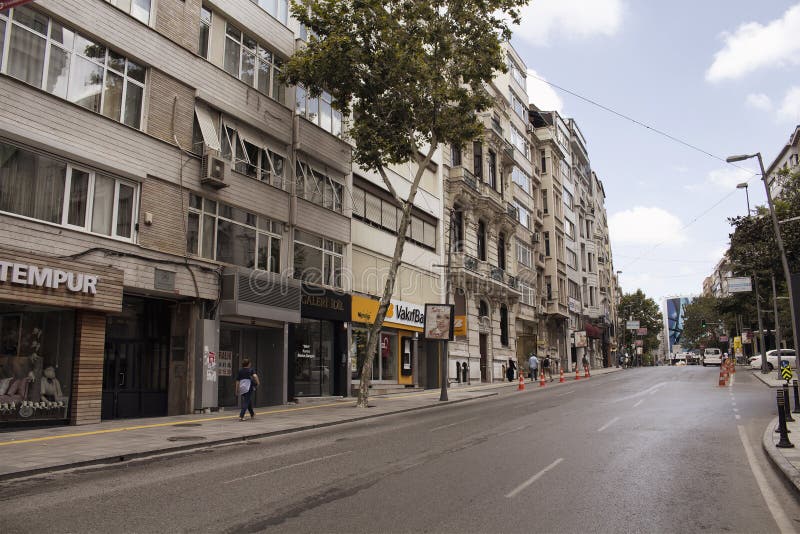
xmin=755 ymin=274 xmax=768 ymax=373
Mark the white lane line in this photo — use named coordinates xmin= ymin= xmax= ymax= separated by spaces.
xmin=598 ymin=416 xmax=620 ymax=432
xmin=737 ymin=425 xmax=795 ymax=533
xmin=430 ymin=417 xmax=477 ymax=432
xmin=506 ymin=458 xmax=564 ymax=498
xmin=496 ymin=424 xmax=530 ymax=437
xmin=223 ymin=451 xmax=352 ymax=484
xmin=734 ymin=408 xmax=739 ymax=413
xmin=736 ymin=414 xmax=741 ymax=420
xmin=557 ymin=390 xmax=575 ymax=397
xmin=633 ymin=399 xmax=644 ymax=408
xmin=649 ymin=388 xmax=660 ymax=396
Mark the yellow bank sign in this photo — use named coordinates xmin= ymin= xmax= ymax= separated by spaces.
xmin=351 ymin=295 xmax=425 ymax=332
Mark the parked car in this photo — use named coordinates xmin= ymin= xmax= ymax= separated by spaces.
xmin=749 ymin=349 xmax=797 ymax=371
xmin=702 ymin=348 xmax=723 ymax=366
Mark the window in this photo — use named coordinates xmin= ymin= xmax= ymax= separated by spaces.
xmin=478 ymin=300 xmax=489 ymax=318
xmin=2 ymin=7 xmax=145 ymax=129
xmin=509 ymin=126 xmax=529 ymax=159
xmin=511 ymin=166 xmax=530 ymax=195
xmin=546 ymin=276 xmax=552 ymax=300
xmin=250 ymin=0 xmax=289 ymax=25
xmin=567 ymin=248 xmax=578 ymax=270
xmin=566 ymin=220 xmax=576 ymax=240
xmin=544 ymin=231 xmax=550 ymax=257
xmin=224 ymin=23 xmax=285 ymax=103
xmin=507 ymin=55 xmax=526 ymax=90
xmin=451 ymin=146 xmax=462 ymax=167
xmin=198 ymin=6 xmax=212 ymax=58
xmin=296 ymin=161 xmax=343 ymax=214
xmin=520 ymin=282 xmax=535 ymax=306
xmin=488 ymin=150 xmax=497 ymax=190
xmin=564 ymin=190 xmax=574 ymax=211
xmin=294 ymin=229 xmax=343 ymax=288
xmin=497 ymin=232 xmax=506 ymax=271
xmin=477 ymin=220 xmax=487 ymax=261
xmin=510 ymin=90 xmax=527 ymax=121
xmin=453 ymin=207 xmax=464 ymax=252
xmin=219 ymin=121 xmax=286 ymax=190
xmin=295 ymin=86 xmax=343 ymax=137
xmin=516 ymin=241 xmax=532 ymax=267
xmin=473 ymin=141 xmax=483 ymax=179
xmin=0 ymin=141 xmax=137 ymax=240
xmin=187 ymin=193 xmax=282 ymax=272
xmin=540 ymin=149 xmax=547 ymax=174
xmin=351 ymin=185 xmax=436 ymax=250
xmin=514 ymin=200 xmax=530 ymax=229
xmin=500 ymin=305 xmax=509 ymax=346
xmin=105 ymin=0 xmax=151 ymax=24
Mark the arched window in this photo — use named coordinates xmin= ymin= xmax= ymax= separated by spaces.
xmin=500 ymin=305 xmax=509 ymax=346
xmin=453 ymin=207 xmax=464 ymax=252
xmin=497 ymin=232 xmax=506 ymax=271
xmin=478 ymin=300 xmax=489 ymax=318
xmin=477 ymin=220 xmax=486 ymax=261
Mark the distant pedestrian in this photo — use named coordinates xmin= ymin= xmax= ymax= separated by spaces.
xmin=582 ymin=354 xmax=589 ymax=375
xmin=528 ymin=353 xmax=539 ymax=383
xmin=543 ymin=355 xmax=552 ymax=381
xmin=235 ymin=358 xmax=260 ymax=421
xmin=507 ymin=358 xmax=516 ymax=382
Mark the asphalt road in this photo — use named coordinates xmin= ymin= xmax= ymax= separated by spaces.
xmin=1 ymin=366 xmax=798 ymax=533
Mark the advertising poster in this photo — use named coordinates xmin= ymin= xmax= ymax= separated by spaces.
xmin=573 ymin=330 xmax=587 ymax=348
xmin=217 ymin=350 xmax=233 ymax=376
xmin=424 ymin=304 xmax=455 ymax=341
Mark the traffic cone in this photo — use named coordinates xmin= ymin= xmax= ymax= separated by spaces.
xmin=559 ymin=369 xmax=565 ymax=383
xmin=575 ymin=367 xmax=581 ymax=380
xmin=539 ymin=371 xmax=546 ymax=387
xmin=518 ymin=373 xmax=525 ymax=391
xmin=584 ymin=366 xmax=590 ymax=379
xmin=718 ymin=367 xmax=726 ymax=387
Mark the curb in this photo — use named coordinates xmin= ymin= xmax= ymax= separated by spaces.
xmin=762 ymin=416 xmax=800 ymax=495
xmin=0 ymin=392 xmax=497 ymax=482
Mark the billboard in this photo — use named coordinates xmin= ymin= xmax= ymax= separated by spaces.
xmin=664 ymin=296 xmax=693 ymax=354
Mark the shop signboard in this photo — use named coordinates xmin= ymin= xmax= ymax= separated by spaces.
xmin=568 ymin=298 xmax=581 ymax=313
xmin=626 ymin=320 xmax=640 ymax=330
xmin=742 ymin=330 xmax=752 ymax=344
xmin=635 ymin=339 xmax=643 ymax=347
xmin=573 ymin=330 xmax=587 ymax=348
xmin=454 ymin=315 xmax=467 ymax=337
xmin=217 ymin=350 xmax=233 ymax=376
xmin=423 ymin=304 xmax=455 ymax=341
xmin=637 ymin=327 xmax=647 ymax=336
xmin=719 ymin=335 xmax=729 ymax=343
xmin=734 ymin=336 xmax=742 ymax=349
xmin=351 ymin=295 xmax=425 ymax=332
xmin=636 ymin=347 xmax=643 ymax=355
xmin=301 ymin=283 xmax=350 ymax=321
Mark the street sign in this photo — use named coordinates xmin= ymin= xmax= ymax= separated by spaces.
xmin=719 ymin=335 xmax=729 ymax=342
xmin=781 ymin=361 xmax=793 ymax=381
xmin=637 ymin=327 xmax=647 ymax=336
xmin=636 ymin=347 xmax=643 ymax=355
xmin=727 ymin=277 xmax=753 ymax=293
xmin=635 ymin=339 xmax=643 ymax=347
xmin=626 ymin=320 xmax=640 ymax=330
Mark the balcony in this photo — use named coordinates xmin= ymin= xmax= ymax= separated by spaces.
xmin=448 ymin=165 xmax=478 ymax=191
xmin=450 ymin=253 xmax=521 ymax=300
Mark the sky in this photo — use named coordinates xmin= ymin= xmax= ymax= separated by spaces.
xmin=510 ymin=0 xmax=800 ymax=303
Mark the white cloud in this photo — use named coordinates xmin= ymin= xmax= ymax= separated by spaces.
xmin=526 ymin=69 xmax=564 ymax=112
xmin=514 ymin=0 xmax=624 ymax=47
xmin=684 ymin=167 xmax=754 ymax=192
xmin=608 ymin=207 xmax=686 ymax=245
xmin=745 ymin=93 xmax=772 ymax=111
xmin=706 ymin=3 xmax=800 ymax=82
xmin=778 ymin=86 xmax=800 ymax=122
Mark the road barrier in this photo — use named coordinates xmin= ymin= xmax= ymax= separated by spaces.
xmin=539 ymin=371 xmax=546 ymax=388
xmin=784 ymin=385 xmax=795 ymax=423
xmin=518 ymin=373 xmax=525 ymax=391
xmin=559 ymin=369 xmax=565 ymax=383
xmin=777 ymin=390 xmax=795 ymax=448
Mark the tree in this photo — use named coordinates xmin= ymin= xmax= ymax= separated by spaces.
xmin=619 ymin=290 xmax=662 ymax=363
xmin=681 ymin=295 xmax=726 ymax=351
xmin=285 ymin=0 xmax=528 ymax=407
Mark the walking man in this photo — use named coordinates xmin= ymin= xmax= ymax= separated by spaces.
xmin=542 ymin=354 xmax=552 ymax=381
xmin=528 ymin=352 xmax=539 ymax=383
xmin=235 ymin=358 xmax=260 ymax=421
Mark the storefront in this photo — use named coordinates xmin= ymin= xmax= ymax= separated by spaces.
xmin=0 ymin=250 xmax=123 ymax=426
xmin=350 ymin=295 xmax=425 ymax=387
xmin=288 ymin=284 xmax=350 ymax=399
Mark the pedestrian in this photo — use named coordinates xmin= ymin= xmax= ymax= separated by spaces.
xmin=528 ymin=352 xmax=539 ymax=383
xmin=542 ymin=354 xmax=552 ymax=381
xmin=235 ymin=358 xmax=260 ymax=421
xmin=582 ymin=354 xmax=589 ymax=375
xmin=507 ymin=358 xmax=516 ymax=382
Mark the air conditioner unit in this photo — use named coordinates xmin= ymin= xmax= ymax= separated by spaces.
xmin=201 ymin=153 xmax=230 ymax=189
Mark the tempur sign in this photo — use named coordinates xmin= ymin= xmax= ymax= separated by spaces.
xmin=0 ymin=260 xmax=98 ymax=295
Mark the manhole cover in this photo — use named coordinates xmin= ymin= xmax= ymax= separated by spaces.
xmin=167 ymin=436 xmax=207 ymax=442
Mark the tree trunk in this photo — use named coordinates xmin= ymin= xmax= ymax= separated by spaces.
xmin=356 ymin=142 xmax=439 ymax=407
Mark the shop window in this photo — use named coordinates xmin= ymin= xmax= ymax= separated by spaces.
xmin=0 ymin=141 xmax=138 ymax=241
xmin=0 ymin=306 xmax=74 ymax=423
xmin=293 ymin=229 xmax=343 ymax=289
xmin=1 ymin=7 xmax=145 ymax=129
xmin=293 ymin=318 xmax=334 ymax=397
xmin=187 ymin=193 xmax=282 ymax=272
xmin=500 ymin=305 xmax=509 ymax=346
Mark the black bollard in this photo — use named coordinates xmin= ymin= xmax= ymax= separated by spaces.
xmin=785 ymin=385 xmax=796 ymax=423
xmin=793 ymin=380 xmax=800 ymax=414
xmin=777 ymin=390 xmax=794 ymax=448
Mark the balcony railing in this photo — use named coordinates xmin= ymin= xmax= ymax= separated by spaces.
xmin=503 ymin=139 xmax=515 ymax=160
xmin=464 ymin=254 xmax=479 ymax=272
xmin=507 ymin=275 xmax=519 ymax=290
xmin=490 ymin=266 xmax=505 ymax=282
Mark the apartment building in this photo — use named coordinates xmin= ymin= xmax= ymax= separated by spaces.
xmin=766 ymin=124 xmax=800 ymax=197
xmin=0 ymin=0 xmax=354 ymax=427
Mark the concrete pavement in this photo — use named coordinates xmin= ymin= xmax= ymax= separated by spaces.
xmin=759 ymin=368 xmax=800 ymax=494
xmin=0 ymin=367 xmax=622 ymax=481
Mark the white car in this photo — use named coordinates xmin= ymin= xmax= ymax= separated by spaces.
xmin=702 ymin=348 xmax=723 ymax=366
xmin=749 ymin=349 xmax=797 ymax=371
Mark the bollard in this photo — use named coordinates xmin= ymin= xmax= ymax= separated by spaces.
xmin=777 ymin=390 xmax=794 ymax=448
xmin=793 ymin=380 xmax=800 ymax=414
xmin=584 ymin=366 xmax=590 ymax=379
xmin=784 ymin=385 xmax=795 ymax=423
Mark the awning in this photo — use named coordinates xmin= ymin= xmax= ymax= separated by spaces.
xmin=585 ymin=322 xmax=603 ymax=339
xmin=194 ymin=105 xmax=221 ymax=151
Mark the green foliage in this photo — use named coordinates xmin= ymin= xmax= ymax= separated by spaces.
xmin=619 ymin=290 xmax=663 ymax=355
xmin=682 ymin=295 xmax=726 ymax=350
xmin=284 ymin=0 xmax=527 ymax=172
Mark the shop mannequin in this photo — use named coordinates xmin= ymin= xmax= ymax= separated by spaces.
xmin=40 ymin=367 xmax=66 ymax=403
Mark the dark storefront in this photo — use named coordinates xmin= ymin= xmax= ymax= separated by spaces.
xmin=288 ymin=284 xmax=350 ymax=399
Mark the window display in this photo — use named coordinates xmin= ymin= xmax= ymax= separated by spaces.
xmin=0 ymin=305 xmax=74 ymax=423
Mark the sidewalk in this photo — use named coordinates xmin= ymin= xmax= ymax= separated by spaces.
xmin=754 ymin=367 xmax=800 ymax=494
xmin=0 ymin=367 xmax=621 ymax=481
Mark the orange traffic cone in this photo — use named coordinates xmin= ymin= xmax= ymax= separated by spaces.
xmin=559 ymin=369 xmax=565 ymax=383
xmin=575 ymin=367 xmax=581 ymax=380
xmin=584 ymin=366 xmax=590 ymax=379
xmin=730 ymin=360 xmax=736 ymax=375
xmin=518 ymin=373 xmax=525 ymax=391
xmin=539 ymin=371 xmax=546 ymax=387
xmin=719 ymin=367 xmax=727 ymax=387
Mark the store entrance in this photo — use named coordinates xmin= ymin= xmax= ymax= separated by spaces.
xmin=102 ymin=297 xmax=170 ymax=420
xmin=479 ymin=333 xmax=488 ymax=382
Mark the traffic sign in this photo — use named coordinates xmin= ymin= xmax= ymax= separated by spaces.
xmin=781 ymin=361 xmax=793 ymax=381
xmin=626 ymin=320 xmax=640 ymax=330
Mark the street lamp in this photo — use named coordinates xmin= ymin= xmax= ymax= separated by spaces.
xmin=736 ymin=182 xmax=750 ymax=215
xmin=727 ymin=153 xmax=798 ymax=357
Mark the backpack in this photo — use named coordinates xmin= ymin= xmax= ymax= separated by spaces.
xmin=543 ymin=357 xmax=550 ymax=369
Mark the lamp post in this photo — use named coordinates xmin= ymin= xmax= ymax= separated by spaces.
xmin=727 ymin=153 xmax=798 ymax=356
xmin=736 ymin=182 xmax=750 ymax=215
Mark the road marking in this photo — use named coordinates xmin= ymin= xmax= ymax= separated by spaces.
xmin=430 ymin=417 xmax=477 ymax=432
xmin=633 ymin=399 xmax=644 ymax=408
xmin=737 ymin=425 xmax=794 ymax=533
xmin=734 ymin=408 xmax=739 ymax=412
xmin=223 ymin=451 xmax=352 ymax=484
xmin=598 ymin=416 xmax=620 ymax=432
xmin=496 ymin=424 xmax=530 ymax=437
xmin=736 ymin=414 xmax=741 ymax=420
xmin=506 ymin=458 xmax=563 ymax=498
xmin=613 ymin=382 xmax=669 ymax=402
xmin=556 ymin=390 xmax=575 ymax=397
xmin=649 ymin=388 xmax=660 ymax=396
